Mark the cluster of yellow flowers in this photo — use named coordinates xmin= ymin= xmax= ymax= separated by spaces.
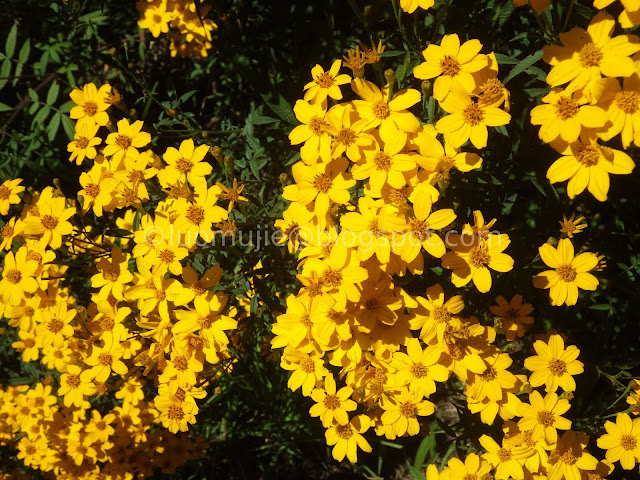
xmin=0 ymin=81 xmax=246 ymax=476
xmin=531 ymin=10 xmax=637 ymax=201
xmin=271 ymin=29 xmax=523 ymax=462
xmin=136 ymin=0 xmax=218 ymax=58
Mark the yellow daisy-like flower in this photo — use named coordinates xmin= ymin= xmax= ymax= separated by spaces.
xmin=600 ymin=75 xmax=640 ymax=148
xmin=67 ymin=122 xmax=101 ymax=165
xmin=547 ymin=430 xmax=598 ymax=480
xmin=414 ymin=33 xmax=488 ymax=101
xmin=309 ymin=374 xmax=357 ymax=427
xmin=303 ymin=59 xmax=351 ymax=103
xmin=160 ymin=138 xmax=212 ymax=187
xmin=559 ymin=213 xmax=587 ymax=238
xmin=289 ymin=99 xmax=332 ymax=165
xmin=533 ymin=238 xmax=599 ymax=306
xmin=547 ymin=136 xmax=635 ymax=202
xmin=137 ymin=0 xmax=174 ymax=37
xmin=517 ymin=390 xmax=572 ymax=444
xmin=479 ymin=434 xmax=533 ymax=480
xmin=447 ymin=453 xmax=492 ymax=480
xmin=0 ymin=178 xmax=25 ymax=215
xmin=69 ymin=82 xmax=111 ymax=127
xmin=104 ymin=119 xmax=151 ymax=164
xmin=0 ymin=247 xmax=39 ymax=306
xmin=597 ymin=412 xmax=640 ymax=470
xmin=399 ymin=0 xmax=435 ymax=13
xmin=543 ymin=12 xmax=640 ymax=99
xmin=390 ymin=338 xmax=450 ymax=398
xmin=530 ymin=88 xmax=607 ymax=144
xmin=325 ymin=415 xmax=372 ymax=463
xmin=436 ymin=88 xmax=511 ymax=149
xmin=380 ymin=387 xmax=434 ymax=437
xmin=524 ymin=333 xmax=584 ymax=393
xmin=490 ymin=295 xmax=534 ymax=341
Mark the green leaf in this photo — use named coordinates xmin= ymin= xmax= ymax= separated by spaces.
xmin=61 ymin=113 xmax=75 ymax=139
xmin=503 ymin=50 xmax=544 ymax=85
xmin=0 ymin=102 xmax=12 ymax=112
xmin=261 ymin=93 xmax=297 ymax=125
xmin=48 ymin=112 xmax=61 ymax=141
xmin=28 ymin=88 xmax=38 ymax=102
xmin=5 ymin=22 xmax=17 ymax=59
xmin=33 ymin=105 xmax=51 ymax=125
xmin=46 ymin=81 xmax=60 ymax=105
xmin=589 ymin=304 xmax=611 ymax=311
xmin=18 ymin=38 xmax=30 ymax=64
xmin=0 ymin=58 xmax=11 ymax=90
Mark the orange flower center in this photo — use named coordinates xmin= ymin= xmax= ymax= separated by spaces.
xmin=5 ymin=269 xmax=21 ymax=284
xmin=400 ymin=401 xmax=418 ymax=418
xmin=615 ymin=90 xmax=640 ymax=115
xmin=481 ymin=366 xmax=497 ymax=382
xmin=576 ymin=145 xmax=600 ymax=167
xmin=186 ymin=205 xmax=205 ymax=225
xmin=337 ymin=128 xmax=356 ymax=146
xmin=23 ymin=338 xmax=36 ymax=348
xmin=323 ymin=394 xmax=341 ymax=410
xmin=159 ymin=249 xmax=175 ymax=264
xmin=537 ymin=410 xmax=556 ymax=427
xmin=115 ymin=134 xmax=132 ymax=150
xmin=432 ymin=305 xmax=451 ymax=323
xmin=174 ymin=355 xmax=189 ymax=371
xmin=373 ymin=152 xmax=392 ymax=171
xmin=497 ymin=447 xmax=513 ymax=462
xmin=372 ymin=101 xmax=391 ymax=120
xmin=309 ymin=116 xmax=326 ymax=136
xmin=167 ymin=404 xmax=185 ymax=420
xmin=41 ymin=214 xmax=59 ymax=231
xmin=321 ymin=268 xmax=343 ymax=288
xmin=363 ymin=298 xmax=379 ymax=311
xmin=315 ymin=71 xmax=334 ymax=88
xmin=75 ymin=136 xmax=90 ymax=149
xmin=578 ymin=42 xmax=603 ymax=68
xmin=0 ymin=224 xmax=13 ymax=240
xmin=463 ymin=103 xmax=485 ymax=126
xmin=441 ymin=55 xmax=461 ymax=77
xmin=176 ymin=158 xmax=193 ymax=174
xmin=548 ymin=358 xmax=567 ymax=376
xmin=66 ymin=374 xmax=81 ymax=389
xmin=557 ymin=264 xmax=577 ymax=282
xmin=481 ymin=78 xmax=504 ymax=96
xmin=82 ymin=101 xmax=98 ymax=117
xmin=300 ymin=357 xmax=315 ymax=373
xmin=48 ymin=318 xmax=64 ymax=333
xmin=555 ymin=97 xmax=579 ymax=121
xmin=621 ymin=434 xmax=638 ymax=450
xmin=85 ymin=183 xmax=100 ymax=198
xmin=469 ymin=245 xmax=491 ymax=268
xmin=409 ymin=217 xmax=430 ymax=241
xmin=312 ymin=173 xmax=333 ymax=193
xmin=0 ymin=186 xmax=10 ymax=200
xmin=336 ymin=424 xmax=353 ymax=439
xmin=98 ymin=353 xmax=113 ymax=366
xmin=559 ymin=449 xmax=578 ymax=465
xmin=411 ymin=363 xmax=429 ymax=378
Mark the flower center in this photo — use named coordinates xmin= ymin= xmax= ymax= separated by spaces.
xmin=409 ymin=217 xmax=430 ymax=241
xmin=615 ymin=90 xmax=640 ymax=115
xmin=104 ymin=269 xmax=119 ymax=282
xmin=337 ymin=128 xmax=356 ymax=146
xmin=167 ymin=404 xmax=184 ymax=420
xmin=481 ymin=78 xmax=504 ymax=96
xmin=0 ymin=186 xmax=10 ymax=200
xmin=336 ymin=424 xmax=353 ymax=439
xmin=48 ymin=318 xmax=64 ymax=333
xmin=373 ymin=152 xmax=392 ymax=171
xmin=85 ymin=183 xmax=100 ymax=198
xmin=411 ymin=363 xmax=429 ymax=378
xmin=537 ymin=410 xmax=556 ymax=427
xmin=316 ymin=72 xmax=334 ymax=88
xmin=469 ymin=245 xmax=491 ymax=268
xmin=372 ymin=101 xmax=390 ymax=120
xmin=576 ymin=145 xmax=600 ymax=167
xmin=82 ymin=101 xmax=98 ymax=117
xmin=557 ymin=264 xmax=577 ymax=282
xmin=432 ymin=305 xmax=451 ymax=323
xmin=75 ymin=136 xmax=89 ymax=149
xmin=41 ymin=214 xmax=59 ymax=230
xmin=321 ymin=268 xmax=343 ymax=288
xmin=497 ymin=447 xmax=512 ymax=463
xmin=98 ymin=353 xmax=113 ymax=366
xmin=463 ymin=103 xmax=485 ymax=126
xmin=364 ymin=298 xmax=379 ymax=311
xmin=441 ymin=55 xmax=461 ymax=77
xmin=23 ymin=338 xmax=36 ymax=348
xmin=560 ymin=449 xmax=578 ymax=465
xmin=620 ymin=434 xmax=638 ymax=450
xmin=176 ymin=158 xmax=193 ymax=174
xmin=115 ymin=134 xmax=132 ymax=150
xmin=5 ymin=269 xmax=21 ymax=284
xmin=578 ymin=42 xmax=603 ymax=68
xmin=300 ymin=357 xmax=315 ymax=374
xmin=548 ymin=358 xmax=567 ymax=376
xmin=323 ymin=394 xmax=341 ymax=410
xmin=312 ymin=174 xmax=333 ymax=193
xmin=555 ymin=97 xmax=579 ymax=121
xmin=368 ymin=220 xmax=387 ymax=238
xmin=481 ymin=366 xmax=497 ymax=382
xmin=174 ymin=355 xmax=189 ymax=371
xmin=309 ymin=116 xmax=326 ymax=136
xmin=400 ymin=402 xmax=418 ymax=418
xmin=186 ymin=205 xmax=205 ymax=225
xmin=66 ymin=374 xmax=81 ymax=388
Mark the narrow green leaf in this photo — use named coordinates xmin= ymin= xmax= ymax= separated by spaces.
xmin=61 ymin=113 xmax=75 ymax=139
xmin=18 ymin=38 xmax=30 ymax=64
xmin=0 ymin=58 xmax=11 ymax=90
xmin=28 ymin=88 xmax=38 ymax=102
xmin=46 ymin=81 xmax=60 ymax=105
xmin=503 ymin=50 xmax=544 ymax=85
xmin=5 ymin=23 xmax=17 ymax=59
xmin=0 ymin=102 xmax=12 ymax=112
xmin=261 ymin=93 xmax=297 ymax=125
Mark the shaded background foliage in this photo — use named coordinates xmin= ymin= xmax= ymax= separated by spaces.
xmin=0 ymin=0 xmax=639 ymax=478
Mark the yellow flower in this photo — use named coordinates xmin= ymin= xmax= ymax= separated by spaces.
xmin=91 ymin=247 xmax=134 ymax=301
xmin=11 ymin=329 xmax=39 ymax=362
xmin=216 ymin=178 xmax=248 ymax=212
xmin=597 ymin=412 xmax=640 ymax=470
xmin=479 ymin=434 xmax=533 ymax=480
xmin=78 ymin=166 xmax=118 ymax=216
xmin=410 ymin=283 xmax=464 ymax=342
xmin=309 ymin=374 xmax=357 ymax=427
xmin=104 ymin=119 xmax=151 ymax=164
xmin=35 ymin=301 xmax=76 ymax=348
xmin=390 ymin=338 xmax=449 ymax=398
xmin=547 ymin=136 xmax=635 ymax=201
xmin=289 ymin=99 xmax=332 ymax=164
xmin=160 ymin=138 xmax=212 ymax=187
xmin=490 ymin=295 xmax=534 ymax=341
xmin=442 ymin=233 xmax=513 ymax=293
xmin=303 ymin=59 xmax=351 ymax=103
xmin=351 ymin=78 xmax=421 ymax=144
xmin=543 ymin=12 xmax=640 ymax=99
xmin=400 ymin=0 xmax=435 ymax=13
xmin=547 ymin=430 xmax=598 ymax=480
xmin=524 ymin=334 xmax=584 ymax=393
xmin=559 ymin=213 xmax=587 ymax=238
xmin=414 ymin=34 xmax=488 ymax=101
xmin=599 ymin=75 xmax=640 ymax=148
xmin=466 ymin=352 xmax=518 ymax=402
xmin=325 ymin=415 xmax=372 ymax=462
xmin=69 ymin=82 xmax=111 ymax=127
xmin=0 ymin=247 xmax=39 ymax=306
xmin=447 ymin=453 xmax=492 ymax=480
xmin=137 ymin=0 xmax=174 ymax=37
xmin=517 ymin=390 xmax=572 ymax=444
xmin=533 ymin=238 xmax=599 ymax=306
xmin=436 ymin=87 xmax=511 ymax=149
xmin=413 ymin=130 xmax=482 ymax=183
xmin=22 ymin=188 xmax=75 ymax=249
xmin=84 ymin=338 xmax=128 ymax=383
xmin=381 ymin=387 xmax=434 ymax=437
xmin=67 ymin=122 xmax=101 ymax=165
xmin=0 ymin=178 xmax=25 ymax=215
xmin=530 ymin=89 xmax=607 ymax=144
xmin=281 ymin=347 xmax=328 ymax=396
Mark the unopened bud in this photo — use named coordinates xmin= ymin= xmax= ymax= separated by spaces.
xmin=563 ymin=391 xmax=574 ymax=400
xmin=224 ymin=155 xmax=234 ymax=172
xmin=279 ymin=173 xmax=289 ymax=185
xmin=211 ymin=146 xmax=224 ymax=162
xmin=129 ymin=109 xmax=137 ymax=118
xmin=108 ymin=47 xmax=117 ymax=57
xmin=522 ymin=383 xmax=533 ymax=394
xmin=364 ymin=5 xmax=372 ymax=16
xmin=421 ymin=80 xmax=432 ymax=95
xmin=165 ymin=108 xmax=177 ymax=117
xmin=384 ymin=69 xmax=395 ymax=86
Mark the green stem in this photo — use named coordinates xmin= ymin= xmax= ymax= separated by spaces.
xmin=562 ymin=0 xmax=576 ymax=33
